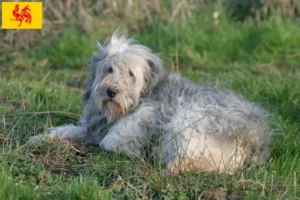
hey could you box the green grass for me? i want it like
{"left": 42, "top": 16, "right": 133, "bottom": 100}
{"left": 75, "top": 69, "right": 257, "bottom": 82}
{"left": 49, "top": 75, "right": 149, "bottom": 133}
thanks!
{"left": 1, "top": 11, "right": 300, "bottom": 199}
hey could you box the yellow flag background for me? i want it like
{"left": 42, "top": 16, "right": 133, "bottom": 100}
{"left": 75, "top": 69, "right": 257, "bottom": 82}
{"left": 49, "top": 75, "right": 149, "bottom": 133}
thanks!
{"left": 2, "top": 2, "right": 42, "bottom": 29}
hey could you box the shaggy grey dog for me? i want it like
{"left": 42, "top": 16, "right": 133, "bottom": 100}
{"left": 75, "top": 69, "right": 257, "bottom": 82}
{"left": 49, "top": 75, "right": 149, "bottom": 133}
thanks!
{"left": 47, "top": 30, "right": 273, "bottom": 174}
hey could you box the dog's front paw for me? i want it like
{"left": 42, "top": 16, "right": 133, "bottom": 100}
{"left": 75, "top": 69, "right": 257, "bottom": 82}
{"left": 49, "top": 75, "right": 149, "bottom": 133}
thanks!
{"left": 100, "top": 133, "right": 142, "bottom": 157}
{"left": 26, "top": 127, "right": 64, "bottom": 146}
{"left": 48, "top": 127, "right": 60, "bottom": 135}
{"left": 27, "top": 135, "right": 44, "bottom": 144}
{"left": 48, "top": 126, "right": 68, "bottom": 139}
{"left": 26, "top": 134, "right": 52, "bottom": 146}
{"left": 99, "top": 134, "right": 118, "bottom": 152}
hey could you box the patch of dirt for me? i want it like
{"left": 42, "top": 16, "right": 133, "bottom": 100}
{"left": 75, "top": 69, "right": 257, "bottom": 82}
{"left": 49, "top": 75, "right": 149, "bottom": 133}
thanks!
{"left": 26, "top": 137, "right": 86, "bottom": 174}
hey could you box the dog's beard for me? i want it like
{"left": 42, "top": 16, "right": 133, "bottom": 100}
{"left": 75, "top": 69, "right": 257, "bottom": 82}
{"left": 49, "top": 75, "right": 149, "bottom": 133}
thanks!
{"left": 100, "top": 95, "right": 129, "bottom": 122}
{"left": 101, "top": 100, "right": 122, "bottom": 122}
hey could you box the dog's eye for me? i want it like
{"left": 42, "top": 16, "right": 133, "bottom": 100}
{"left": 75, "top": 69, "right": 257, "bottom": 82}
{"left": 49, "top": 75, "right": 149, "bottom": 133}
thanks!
{"left": 129, "top": 70, "right": 134, "bottom": 77}
{"left": 107, "top": 67, "right": 113, "bottom": 73}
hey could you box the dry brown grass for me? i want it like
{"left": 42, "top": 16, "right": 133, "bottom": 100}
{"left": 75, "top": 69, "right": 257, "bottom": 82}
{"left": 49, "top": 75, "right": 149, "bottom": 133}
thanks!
{"left": 2, "top": 0, "right": 299, "bottom": 51}
{"left": 2, "top": 0, "right": 201, "bottom": 49}
{"left": 21, "top": 137, "right": 86, "bottom": 174}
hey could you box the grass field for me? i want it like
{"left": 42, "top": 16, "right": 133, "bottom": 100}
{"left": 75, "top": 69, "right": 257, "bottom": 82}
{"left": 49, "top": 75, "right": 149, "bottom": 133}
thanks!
{"left": 1, "top": 1, "right": 300, "bottom": 199}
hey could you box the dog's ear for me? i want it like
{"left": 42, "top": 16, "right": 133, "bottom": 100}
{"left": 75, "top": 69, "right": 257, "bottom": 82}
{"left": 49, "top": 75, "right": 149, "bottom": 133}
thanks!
{"left": 143, "top": 55, "right": 166, "bottom": 95}
{"left": 147, "top": 53, "right": 165, "bottom": 78}
{"left": 147, "top": 52, "right": 164, "bottom": 74}
{"left": 147, "top": 59, "right": 160, "bottom": 74}
{"left": 82, "top": 40, "right": 108, "bottom": 102}
{"left": 82, "top": 56, "right": 97, "bottom": 102}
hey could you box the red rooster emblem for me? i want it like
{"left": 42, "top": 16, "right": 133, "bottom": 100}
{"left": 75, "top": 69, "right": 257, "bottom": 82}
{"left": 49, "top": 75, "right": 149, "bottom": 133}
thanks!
{"left": 10, "top": 4, "right": 32, "bottom": 27}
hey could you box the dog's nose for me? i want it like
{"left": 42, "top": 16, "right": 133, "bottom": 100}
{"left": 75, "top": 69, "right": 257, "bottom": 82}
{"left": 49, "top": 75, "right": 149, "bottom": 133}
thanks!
{"left": 106, "top": 88, "right": 117, "bottom": 98}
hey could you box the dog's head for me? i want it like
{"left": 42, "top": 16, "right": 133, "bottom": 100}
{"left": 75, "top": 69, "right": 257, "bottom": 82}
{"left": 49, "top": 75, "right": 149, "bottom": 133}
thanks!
{"left": 84, "top": 30, "right": 165, "bottom": 122}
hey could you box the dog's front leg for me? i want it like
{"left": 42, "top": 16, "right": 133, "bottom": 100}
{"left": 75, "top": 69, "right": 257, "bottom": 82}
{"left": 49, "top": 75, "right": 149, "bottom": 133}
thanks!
{"left": 99, "top": 121, "right": 148, "bottom": 157}
{"left": 48, "top": 124, "right": 88, "bottom": 143}
{"left": 99, "top": 103, "right": 157, "bottom": 157}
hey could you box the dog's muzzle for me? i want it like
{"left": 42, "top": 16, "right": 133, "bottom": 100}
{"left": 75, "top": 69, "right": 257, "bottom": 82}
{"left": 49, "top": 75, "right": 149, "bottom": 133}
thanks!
{"left": 106, "top": 87, "right": 117, "bottom": 98}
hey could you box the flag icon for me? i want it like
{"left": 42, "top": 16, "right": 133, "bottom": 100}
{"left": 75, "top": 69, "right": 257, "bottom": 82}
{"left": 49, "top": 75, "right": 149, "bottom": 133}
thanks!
{"left": 2, "top": 2, "right": 42, "bottom": 29}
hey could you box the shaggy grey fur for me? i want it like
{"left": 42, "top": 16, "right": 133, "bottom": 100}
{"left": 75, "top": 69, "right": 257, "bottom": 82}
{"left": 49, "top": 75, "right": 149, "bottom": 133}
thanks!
{"left": 47, "top": 30, "right": 273, "bottom": 173}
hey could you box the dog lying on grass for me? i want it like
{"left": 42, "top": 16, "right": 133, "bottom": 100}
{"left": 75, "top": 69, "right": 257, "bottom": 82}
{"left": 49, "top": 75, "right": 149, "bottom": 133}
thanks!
{"left": 43, "top": 30, "right": 273, "bottom": 174}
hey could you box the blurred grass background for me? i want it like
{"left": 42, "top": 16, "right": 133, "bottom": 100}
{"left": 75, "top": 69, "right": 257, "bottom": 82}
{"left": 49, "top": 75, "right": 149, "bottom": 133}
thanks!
{"left": 0, "top": 0, "right": 300, "bottom": 199}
